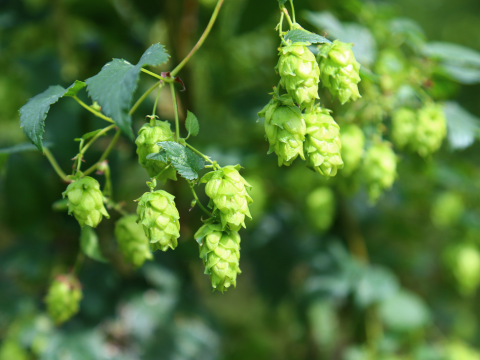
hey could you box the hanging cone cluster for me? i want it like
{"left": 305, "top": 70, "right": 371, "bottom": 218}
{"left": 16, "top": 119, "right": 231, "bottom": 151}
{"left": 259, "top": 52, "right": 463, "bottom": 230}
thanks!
{"left": 362, "top": 142, "right": 397, "bottom": 202}
{"left": 45, "top": 275, "right": 82, "bottom": 325}
{"left": 340, "top": 124, "right": 365, "bottom": 176}
{"left": 391, "top": 108, "right": 417, "bottom": 149}
{"left": 115, "top": 214, "right": 153, "bottom": 267}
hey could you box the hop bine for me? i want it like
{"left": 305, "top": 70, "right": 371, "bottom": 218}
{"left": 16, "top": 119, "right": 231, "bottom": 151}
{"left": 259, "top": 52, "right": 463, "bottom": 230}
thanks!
{"left": 115, "top": 214, "right": 153, "bottom": 267}
{"left": 45, "top": 275, "right": 82, "bottom": 325}
{"left": 362, "top": 142, "right": 397, "bottom": 202}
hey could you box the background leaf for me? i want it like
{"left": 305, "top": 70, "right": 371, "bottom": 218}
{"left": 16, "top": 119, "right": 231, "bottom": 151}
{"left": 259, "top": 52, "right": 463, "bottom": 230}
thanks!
{"left": 379, "top": 290, "right": 430, "bottom": 331}
{"left": 0, "top": 141, "right": 53, "bottom": 154}
{"left": 185, "top": 111, "right": 200, "bottom": 137}
{"left": 80, "top": 226, "right": 108, "bottom": 263}
{"left": 284, "top": 29, "right": 331, "bottom": 45}
{"left": 444, "top": 101, "right": 480, "bottom": 150}
{"left": 158, "top": 141, "right": 205, "bottom": 180}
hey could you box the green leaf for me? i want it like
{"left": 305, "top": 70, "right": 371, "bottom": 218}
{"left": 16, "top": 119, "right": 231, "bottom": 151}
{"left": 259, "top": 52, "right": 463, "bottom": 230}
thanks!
{"left": 0, "top": 141, "right": 53, "bottom": 154}
{"left": 158, "top": 141, "right": 205, "bottom": 180}
{"left": 63, "top": 80, "right": 86, "bottom": 97}
{"left": 379, "top": 290, "right": 430, "bottom": 331}
{"left": 85, "top": 43, "right": 170, "bottom": 139}
{"left": 146, "top": 151, "right": 168, "bottom": 163}
{"left": 284, "top": 29, "right": 331, "bottom": 45}
{"left": 80, "top": 226, "right": 108, "bottom": 263}
{"left": 185, "top": 111, "right": 200, "bottom": 137}
{"left": 422, "top": 42, "right": 480, "bottom": 68}
{"left": 52, "top": 198, "right": 69, "bottom": 212}
{"left": 444, "top": 101, "right": 480, "bottom": 150}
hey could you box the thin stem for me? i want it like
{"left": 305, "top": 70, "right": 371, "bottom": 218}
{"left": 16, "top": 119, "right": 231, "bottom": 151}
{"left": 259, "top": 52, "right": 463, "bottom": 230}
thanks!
{"left": 103, "top": 164, "right": 112, "bottom": 198}
{"left": 72, "top": 253, "right": 84, "bottom": 275}
{"left": 152, "top": 82, "right": 163, "bottom": 117}
{"left": 73, "top": 96, "right": 114, "bottom": 124}
{"left": 282, "top": 8, "right": 294, "bottom": 29}
{"left": 289, "top": 0, "right": 296, "bottom": 23}
{"left": 76, "top": 124, "right": 116, "bottom": 172}
{"left": 44, "top": 148, "right": 69, "bottom": 182}
{"left": 154, "top": 164, "right": 171, "bottom": 180}
{"left": 141, "top": 68, "right": 174, "bottom": 82}
{"left": 170, "top": 83, "right": 181, "bottom": 142}
{"left": 185, "top": 143, "right": 215, "bottom": 165}
{"left": 83, "top": 130, "right": 121, "bottom": 176}
{"left": 105, "top": 198, "right": 128, "bottom": 216}
{"left": 190, "top": 185, "right": 211, "bottom": 217}
{"left": 171, "top": 0, "right": 224, "bottom": 77}
{"left": 278, "top": 12, "right": 284, "bottom": 38}
{"left": 130, "top": 81, "right": 160, "bottom": 116}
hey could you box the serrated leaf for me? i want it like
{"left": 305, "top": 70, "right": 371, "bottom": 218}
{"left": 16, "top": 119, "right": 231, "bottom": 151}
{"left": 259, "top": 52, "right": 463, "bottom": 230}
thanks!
{"left": 0, "top": 141, "right": 53, "bottom": 154}
{"left": 80, "top": 129, "right": 106, "bottom": 141}
{"left": 85, "top": 43, "right": 170, "bottom": 140}
{"left": 63, "top": 80, "right": 86, "bottom": 97}
{"left": 284, "top": 29, "right": 331, "bottom": 45}
{"left": 444, "top": 101, "right": 480, "bottom": 150}
{"left": 146, "top": 151, "right": 168, "bottom": 163}
{"left": 185, "top": 111, "right": 200, "bottom": 137}
{"left": 158, "top": 141, "right": 205, "bottom": 180}
{"left": 80, "top": 226, "right": 108, "bottom": 263}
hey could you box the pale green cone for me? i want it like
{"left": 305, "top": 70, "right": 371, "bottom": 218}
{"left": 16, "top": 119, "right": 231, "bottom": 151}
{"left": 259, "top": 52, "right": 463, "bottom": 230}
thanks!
{"left": 200, "top": 165, "right": 253, "bottom": 231}
{"left": 258, "top": 94, "right": 306, "bottom": 166}
{"left": 62, "top": 176, "right": 109, "bottom": 228}
{"left": 276, "top": 42, "right": 320, "bottom": 109}
{"left": 304, "top": 107, "right": 343, "bottom": 177}
{"left": 45, "top": 275, "right": 82, "bottom": 325}
{"left": 391, "top": 108, "right": 416, "bottom": 149}
{"left": 195, "top": 223, "right": 241, "bottom": 292}
{"left": 306, "top": 187, "right": 336, "bottom": 232}
{"left": 431, "top": 192, "right": 465, "bottom": 228}
{"left": 135, "top": 120, "right": 177, "bottom": 182}
{"left": 115, "top": 214, "right": 153, "bottom": 267}
{"left": 362, "top": 142, "right": 397, "bottom": 202}
{"left": 136, "top": 190, "right": 180, "bottom": 252}
{"left": 412, "top": 104, "right": 447, "bottom": 157}
{"left": 317, "top": 40, "right": 361, "bottom": 104}
{"left": 340, "top": 124, "right": 365, "bottom": 176}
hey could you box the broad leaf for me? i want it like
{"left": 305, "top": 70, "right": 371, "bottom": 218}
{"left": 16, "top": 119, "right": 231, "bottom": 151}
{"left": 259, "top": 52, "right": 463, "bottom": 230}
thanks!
{"left": 158, "top": 141, "right": 205, "bottom": 180}
{"left": 146, "top": 151, "right": 168, "bottom": 163}
{"left": 0, "top": 141, "right": 53, "bottom": 154}
{"left": 440, "top": 64, "right": 480, "bottom": 85}
{"left": 379, "top": 290, "right": 430, "bottom": 331}
{"left": 284, "top": 29, "right": 331, "bottom": 45}
{"left": 422, "top": 42, "right": 480, "bottom": 67}
{"left": 85, "top": 43, "right": 170, "bottom": 139}
{"left": 444, "top": 101, "right": 480, "bottom": 150}
{"left": 185, "top": 111, "right": 200, "bottom": 137}
{"left": 80, "top": 226, "right": 108, "bottom": 263}
{"left": 64, "top": 80, "right": 86, "bottom": 97}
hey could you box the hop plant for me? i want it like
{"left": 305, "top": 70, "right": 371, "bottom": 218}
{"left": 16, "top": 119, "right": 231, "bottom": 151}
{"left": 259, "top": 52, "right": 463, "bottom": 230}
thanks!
{"left": 306, "top": 187, "right": 336, "bottom": 232}
{"left": 136, "top": 190, "right": 180, "bottom": 252}
{"left": 200, "top": 165, "right": 253, "bottom": 231}
{"left": 412, "top": 103, "right": 447, "bottom": 157}
{"left": 363, "top": 142, "right": 397, "bottom": 202}
{"left": 195, "top": 223, "right": 241, "bottom": 292}
{"left": 135, "top": 120, "right": 177, "bottom": 182}
{"left": 276, "top": 42, "right": 320, "bottom": 109}
{"left": 445, "top": 244, "right": 480, "bottom": 297}
{"left": 62, "top": 176, "right": 109, "bottom": 228}
{"left": 340, "top": 124, "right": 365, "bottom": 176}
{"left": 258, "top": 94, "right": 306, "bottom": 166}
{"left": 115, "top": 214, "right": 153, "bottom": 267}
{"left": 304, "top": 107, "right": 343, "bottom": 177}
{"left": 317, "top": 40, "right": 361, "bottom": 104}
{"left": 45, "top": 275, "right": 82, "bottom": 325}
{"left": 431, "top": 192, "right": 465, "bottom": 228}
{"left": 391, "top": 108, "right": 416, "bottom": 149}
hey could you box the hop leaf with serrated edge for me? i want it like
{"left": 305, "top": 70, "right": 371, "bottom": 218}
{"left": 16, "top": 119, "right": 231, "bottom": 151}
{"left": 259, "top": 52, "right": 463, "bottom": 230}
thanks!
{"left": 306, "top": 187, "right": 336, "bottom": 232}
{"left": 258, "top": 94, "right": 306, "bottom": 166}
{"left": 304, "top": 107, "right": 343, "bottom": 177}
{"left": 62, "top": 176, "right": 109, "bottom": 228}
{"left": 412, "top": 103, "right": 447, "bottom": 157}
{"left": 200, "top": 165, "right": 253, "bottom": 231}
{"left": 45, "top": 275, "right": 82, "bottom": 325}
{"left": 276, "top": 42, "right": 320, "bottom": 109}
{"left": 362, "top": 142, "right": 397, "bottom": 202}
{"left": 317, "top": 40, "right": 361, "bottom": 104}
{"left": 340, "top": 124, "right": 365, "bottom": 176}
{"left": 391, "top": 108, "right": 416, "bottom": 149}
{"left": 136, "top": 190, "right": 180, "bottom": 252}
{"left": 195, "top": 223, "right": 241, "bottom": 292}
{"left": 115, "top": 214, "right": 153, "bottom": 267}
{"left": 135, "top": 120, "right": 177, "bottom": 182}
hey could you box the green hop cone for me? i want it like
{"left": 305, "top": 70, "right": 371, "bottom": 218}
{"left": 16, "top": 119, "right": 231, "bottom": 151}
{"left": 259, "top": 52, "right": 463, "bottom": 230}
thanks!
{"left": 276, "top": 42, "right": 320, "bottom": 109}
{"left": 340, "top": 124, "right": 365, "bottom": 176}
{"left": 391, "top": 108, "right": 416, "bottom": 149}
{"left": 135, "top": 120, "right": 177, "bottom": 182}
{"left": 62, "top": 176, "right": 109, "bottom": 228}
{"left": 136, "top": 190, "right": 180, "bottom": 252}
{"left": 45, "top": 275, "right": 82, "bottom": 325}
{"left": 200, "top": 165, "right": 253, "bottom": 231}
{"left": 445, "top": 244, "right": 480, "bottom": 297}
{"left": 195, "top": 223, "right": 241, "bottom": 292}
{"left": 431, "top": 192, "right": 465, "bottom": 228}
{"left": 306, "top": 187, "right": 336, "bottom": 232}
{"left": 304, "top": 107, "right": 344, "bottom": 177}
{"left": 362, "top": 142, "right": 397, "bottom": 202}
{"left": 317, "top": 40, "right": 361, "bottom": 104}
{"left": 115, "top": 215, "right": 153, "bottom": 267}
{"left": 258, "top": 94, "right": 306, "bottom": 166}
{"left": 412, "top": 103, "right": 447, "bottom": 157}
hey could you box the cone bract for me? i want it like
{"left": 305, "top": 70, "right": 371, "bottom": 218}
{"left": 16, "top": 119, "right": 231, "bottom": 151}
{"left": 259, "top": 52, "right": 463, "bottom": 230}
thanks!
{"left": 45, "top": 275, "right": 82, "bottom": 325}
{"left": 258, "top": 94, "right": 306, "bottom": 166}
{"left": 195, "top": 223, "right": 241, "bottom": 292}
{"left": 318, "top": 40, "right": 361, "bottom": 104}
{"left": 340, "top": 124, "right": 365, "bottom": 176}
{"left": 62, "top": 176, "right": 109, "bottom": 228}
{"left": 391, "top": 108, "right": 416, "bottom": 149}
{"left": 363, "top": 142, "right": 397, "bottom": 202}
{"left": 200, "top": 165, "right": 252, "bottom": 231}
{"left": 136, "top": 190, "right": 180, "bottom": 252}
{"left": 412, "top": 104, "right": 447, "bottom": 157}
{"left": 135, "top": 120, "right": 177, "bottom": 182}
{"left": 304, "top": 107, "right": 343, "bottom": 177}
{"left": 115, "top": 215, "right": 153, "bottom": 267}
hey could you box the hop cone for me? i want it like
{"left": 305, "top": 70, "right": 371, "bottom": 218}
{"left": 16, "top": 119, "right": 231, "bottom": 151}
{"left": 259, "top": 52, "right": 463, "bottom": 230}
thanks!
{"left": 135, "top": 120, "right": 177, "bottom": 182}
{"left": 258, "top": 94, "right": 306, "bottom": 166}
{"left": 195, "top": 223, "right": 241, "bottom": 292}
{"left": 45, "top": 275, "right": 82, "bottom": 325}
{"left": 62, "top": 176, "right": 109, "bottom": 228}
{"left": 304, "top": 107, "right": 343, "bottom": 177}
{"left": 276, "top": 42, "right": 320, "bottom": 109}
{"left": 340, "top": 124, "right": 365, "bottom": 176}
{"left": 306, "top": 187, "right": 336, "bottom": 232}
{"left": 200, "top": 165, "right": 253, "bottom": 231}
{"left": 363, "top": 142, "right": 397, "bottom": 202}
{"left": 445, "top": 244, "right": 480, "bottom": 297}
{"left": 115, "top": 215, "right": 153, "bottom": 267}
{"left": 317, "top": 40, "right": 361, "bottom": 104}
{"left": 412, "top": 104, "right": 447, "bottom": 157}
{"left": 431, "top": 192, "right": 464, "bottom": 228}
{"left": 136, "top": 190, "right": 180, "bottom": 252}
{"left": 391, "top": 108, "right": 416, "bottom": 149}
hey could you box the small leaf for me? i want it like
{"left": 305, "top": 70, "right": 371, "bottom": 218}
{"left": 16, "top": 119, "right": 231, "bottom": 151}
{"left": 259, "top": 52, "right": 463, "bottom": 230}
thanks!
{"left": 185, "top": 111, "right": 200, "bottom": 137}
{"left": 81, "top": 129, "right": 106, "bottom": 141}
{"left": 158, "top": 141, "right": 205, "bottom": 180}
{"left": 52, "top": 198, "right": 69, "bottom": 212}
{"left": 0, "top": 141, "right": 53, "bottom": 154}
{"left": 80, "top": 226, "right": 108, "bottom": 263}
{"left": 444, "top": 101, "right": 480, "bottom": 150}
{"left": 284, "top": 29, "right": 331, "bottom": 45}
{"left": 63, "top": 80, "right": 86, "bottom": 97}
{"left": 146, "top": 151, "right": 168, "bottom": 163}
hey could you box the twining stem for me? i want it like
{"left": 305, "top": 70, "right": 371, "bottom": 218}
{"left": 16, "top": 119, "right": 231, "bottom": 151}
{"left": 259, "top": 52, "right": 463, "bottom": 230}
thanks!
{"left": 141, "top": 68, "right": 174, "bottom": 82}
{"left": 170, "top": 83, "right": 181, "bottom": 142}
{"left": 130, "top": 81, "right": 159, "bottom": 116}
{"left": 105, "top": 198, "right": 129, "bottom": 216}
{"left": 282, "top": 7, "right": 294, "bottom": 29}
{"left": 190, "top": 185, "right": 211, "bottom": 217}
{"left": 278, "top": 12, "right": 284, "bottom": 37}
{"left": 154, "top": 164, "right": 171, "bottom": 181}
{"left": 171, "top": 0, "right": 224, "bottom": 77}
{"left": 185, "top": 143, "right": 215, "bottom": 166}
{"left": 76, "top": 124, "right": 116, "bottom": 172}
{"left": 102, "top": 164, "right": 112, "bottom": 198}
{"left": 73, "top": 96, "right": 114, "bottom": 124}
{"left": 44, "top": 148, "right": 69, "bottom": 182}
{"left": 83, "top": 130, "right": 121, "bottom": 176}
{"left": 152, "top": 82, "right": 163, "bottom": 117}
{"left": 289, "top": 0, "right": 296, "bottom": 23}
